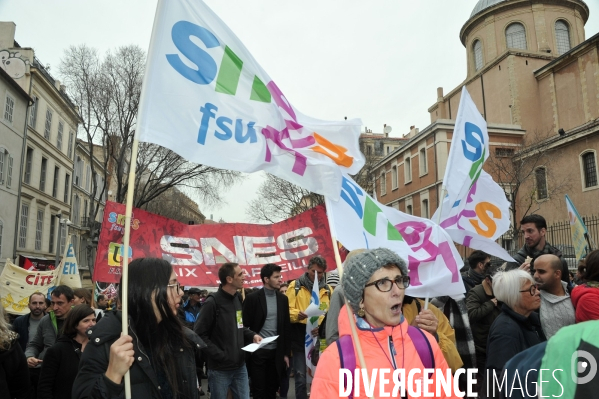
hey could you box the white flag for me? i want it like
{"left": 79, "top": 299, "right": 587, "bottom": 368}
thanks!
{"left": 435, "top": 86, "right": 514, "bottom": 261}
{"left": 435, "top": 171, "right": 516, "bottom": 261}
{"left": 57, "top": 236, "right": 82, "bottom": 288}
{"left": 305, "top": 271, "right": 324, "bottom": 381}
{"left": 442, "top": 86, "right": 489, "bottom": 204}
{"left": 327, "top": 175, "right": 466, "bottom": 298}
{"left": 137, "top": 0, "right": 364, "bottom": 200}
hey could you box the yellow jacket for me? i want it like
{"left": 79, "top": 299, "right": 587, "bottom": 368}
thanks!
{"left": 402, "top": 298, "right": 463, "bottom": 372}
{"left": 286, "top": 279, "right": 331, "bottom": 325}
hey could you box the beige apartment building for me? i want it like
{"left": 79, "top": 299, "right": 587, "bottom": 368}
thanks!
{"left": 0, "top": 22, "right": 80, "bottom": 270}
{"left": 373, "top": 0, "right": 598, "bottom": 240}
{"left": 0, "top": 65, "right": 32, "bottom": 272}
{"left": 72, "top": 140, "right": 107, "bottom": 282}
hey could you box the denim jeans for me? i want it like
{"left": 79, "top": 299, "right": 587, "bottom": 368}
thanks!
{"left": 292, "top": 350, "right": 307, "bottom": 399}
{"left": 208, "top": 366, "right": 250, "bottom": 399}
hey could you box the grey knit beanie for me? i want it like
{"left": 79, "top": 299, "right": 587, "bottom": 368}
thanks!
{"left": 341, "top": 248, "right": 408, "bottom": 313}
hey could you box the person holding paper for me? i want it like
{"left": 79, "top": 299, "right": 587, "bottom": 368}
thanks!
{"left": 286, "top": 256, "right": 331, "bottom": 399}
{"left": 242, "top": 264, "right": 291, "bottom": 399}
{"left": 195, "top": 263, "right": 262, "bottom": 399}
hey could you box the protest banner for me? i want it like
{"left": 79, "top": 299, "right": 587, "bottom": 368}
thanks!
{"left": 94, "top": 201, "right": 335, "bottom": 287}
{"left": 0, "top": 259, "right": 60, "bottom": 315}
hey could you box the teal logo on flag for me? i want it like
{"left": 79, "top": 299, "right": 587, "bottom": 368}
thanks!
{"left": 167, "top": 21, "right": 271, "bottom": 103}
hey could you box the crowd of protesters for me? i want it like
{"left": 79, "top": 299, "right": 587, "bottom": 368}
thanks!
{"left": 1, "top": 215, "right": 599, "bottom": 399}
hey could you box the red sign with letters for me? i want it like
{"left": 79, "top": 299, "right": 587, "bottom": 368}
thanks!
{"left": 94, "top": 201, "right": 335, "bottom": 287}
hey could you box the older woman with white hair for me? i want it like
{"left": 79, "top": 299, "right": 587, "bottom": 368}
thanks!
{"left": 485, "top": 269, "right": 546, "bottom": 379}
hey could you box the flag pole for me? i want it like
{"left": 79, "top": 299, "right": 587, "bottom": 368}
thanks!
{"left": 420, "top": 184, "right": 448, "bottom": 310}
{"left": 120, "top": 136, "right": 140, "bottom": 399}
{"left": 325, "top": 197, "right": 374, "bottom": 399}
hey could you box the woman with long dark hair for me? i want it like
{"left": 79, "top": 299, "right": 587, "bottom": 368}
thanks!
{"left": 72, "top": 257, "right": 206, "bottom": 398}
{"left": 37, "top": 304, "right": 96, "bottom": 399}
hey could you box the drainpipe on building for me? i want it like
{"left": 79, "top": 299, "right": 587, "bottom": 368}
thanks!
{"left": 433, "top": 131, "right": 439, "bottom": 208}
{"left": 13, "top": 74, "right": 34, "bottom": 263}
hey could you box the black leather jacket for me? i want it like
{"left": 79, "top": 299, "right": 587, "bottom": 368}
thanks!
{"left": 72, "top": 310, "right": 206, "bottom": 399}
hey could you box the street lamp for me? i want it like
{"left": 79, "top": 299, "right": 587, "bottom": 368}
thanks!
{"left": 54, "top": 215, "right": 72, "bottom": 268}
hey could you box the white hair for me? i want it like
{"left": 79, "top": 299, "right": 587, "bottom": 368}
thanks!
{"left": 492, "top": 269, "right": 535, "bottom": 309}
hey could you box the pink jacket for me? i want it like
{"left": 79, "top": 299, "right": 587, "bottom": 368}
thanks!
{"left": 311, "top": 306, "right": 460, "bottom": 399}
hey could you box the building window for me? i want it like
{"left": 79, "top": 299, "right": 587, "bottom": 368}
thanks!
{"left": 422, "top": 199, "right": 429, "bottom": 219}
{"left": 75, "top": 156, "right": 83, "bottom": 187}
{"left": 83, "top": 200, "right": 88, "bottom": 223}
{"left": 64, "top": 174, "right": 70, "bottom": 203}
{"left": 407, "top": 205, "right": 413, "bottom": 215}
{"left": 405, "top": 157, "right": 412, "bottom": 183}
{"left": 0, "top": 149, "right": 10, "bottom": 187}
{"left": 419, "top": 148, "right": 428, "bottom": 175}
{"left": 73, "top": 195, "right": 80, "bottom": 226}
{"left": 67, "top": 131, "right": 74, "bottom": 158}
{"left": 380, "top": 172, "right": 387, "bottom": 196}
{"left": 44, "top": 108, "right": 53, "bottom": 140}
{"left": 57, "top": 121, "right": 64, "bottom": 150}
{"left": 29, "top": 95, "right": 38, "bottom": 128}
{"left": 24, "top": 147, "right": 33, "bottom": 184}
{"left": 582, "top": 152, "right": 597, "bottom": 188}
{"left": 473, "top": 40, "right": 483, "bottom": 71}
{"left": 535, "top": 167, "right": 548, "bottom": 200}
{"left": 392, "top": 165, "right": 398, "bottom": 189}
{"left": 6, "top": 152, "right": 13, "bottom": 188}
{"left": 555, "top": 20, "right": 571, "bottom": 55}
{"left": 35, "top": 210, "right": 44, "bottom": 251}
{"left": 4, "top": 94, "right": 14, "bottom": 123}
{"left": 506, "top": 23, "right": 527, "bottom": 50}
{"left": 40, "top": 158, "right": 47, "bottom": 192}
{"left": 0, "top": 220, "right": 3, "bottom": 256}
{"left": 18, "top": 203, "right": 29, "bottom": 248}
{"left": 52, "top": 166, "right": 59, "bottom": 198}
{"left": 49, "top": 216, "right": 55, "bottom": 253}
{"left": 495, "top": 148, "right": 515, "bottom": 157}
{"left": 60, "top": 223, "right": 66, "bottom": 255}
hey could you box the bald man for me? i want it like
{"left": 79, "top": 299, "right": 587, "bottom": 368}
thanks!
{"left": 534, "top": 254, "right": 575, "bottom": 339}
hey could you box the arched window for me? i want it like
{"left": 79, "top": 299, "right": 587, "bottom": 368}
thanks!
{"left": 555, "top": 20, "right": 571, "bottom": 55}
{"left": 535, "top": 167, "right": 548, "bottom": 200}
{"left": 506, "top": 23, "right": 527, "bottom": 50}
{"left": 581, "top": 152, "right": 597, "bottom": 188}
{"left": 473, "top": 40, "right": 483, "bottom": 71}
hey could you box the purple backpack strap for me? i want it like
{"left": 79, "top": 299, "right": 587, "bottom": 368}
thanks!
{"left": 407, "top": 325, "right": 435, "bottom": 370}
{"left": 336, "top": 335, "right": 356, "bottom": 399}
{"left": 336, "top": 327, "right": 434, "bottom": 399}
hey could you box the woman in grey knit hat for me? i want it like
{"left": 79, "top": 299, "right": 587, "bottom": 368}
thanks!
{"left": 311, "top": 248, "right": 457, "bottom": 398}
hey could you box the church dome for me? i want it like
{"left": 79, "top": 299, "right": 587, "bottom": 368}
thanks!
{"left": 470, "top": 0, "right": 509, "bottom": 18}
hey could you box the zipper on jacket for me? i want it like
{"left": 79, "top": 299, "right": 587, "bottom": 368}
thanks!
{"left": 387, "top": 337, "right": 398, "bottom": 369}
{"left": 129, "top": 319, "right": 151, "bottom": 365}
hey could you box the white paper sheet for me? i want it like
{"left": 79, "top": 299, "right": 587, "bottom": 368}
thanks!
{"left": 242, "top": 335, "right": 279, "bottom": 352}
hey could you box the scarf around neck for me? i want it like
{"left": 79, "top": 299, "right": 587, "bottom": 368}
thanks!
{"left": 298, "top": 272, "right": 325, "bottom": 293}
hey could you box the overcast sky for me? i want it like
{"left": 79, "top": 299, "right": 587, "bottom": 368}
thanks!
{"left": 2, "top": 0, "right": 598, "bottom": 223}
